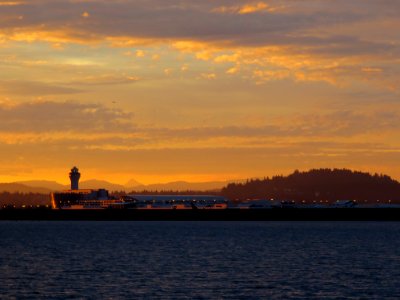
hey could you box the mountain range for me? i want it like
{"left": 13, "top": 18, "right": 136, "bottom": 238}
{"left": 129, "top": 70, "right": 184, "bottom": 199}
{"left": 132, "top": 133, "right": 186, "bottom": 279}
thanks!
{"left": 0, "top": 179, "right": 244, "bottom": 194}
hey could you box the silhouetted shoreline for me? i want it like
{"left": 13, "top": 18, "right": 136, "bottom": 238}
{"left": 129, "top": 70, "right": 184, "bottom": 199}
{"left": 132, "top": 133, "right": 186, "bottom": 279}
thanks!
{"left": 1, "top": 208, "right": 400, "bottom": 221}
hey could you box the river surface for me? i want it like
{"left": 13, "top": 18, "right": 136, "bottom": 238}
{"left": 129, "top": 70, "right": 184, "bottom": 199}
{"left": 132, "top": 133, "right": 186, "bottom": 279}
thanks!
{"left": 1, "top": 221, "right": 400, "bottom": 299}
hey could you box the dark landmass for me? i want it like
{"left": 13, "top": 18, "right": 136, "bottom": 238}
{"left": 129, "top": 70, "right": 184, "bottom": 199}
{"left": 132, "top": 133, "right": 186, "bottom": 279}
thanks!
{"left": 1, "top": 208, "right": 400, "bottom": 221}
{"left": 0, "top": 192, "right": 50, "bottom": 207}
{"left": 2, "top": 168, "right": 400, "bottom": 208}
{"left": 222, "top": 169, "right": 400, "bottom": 202}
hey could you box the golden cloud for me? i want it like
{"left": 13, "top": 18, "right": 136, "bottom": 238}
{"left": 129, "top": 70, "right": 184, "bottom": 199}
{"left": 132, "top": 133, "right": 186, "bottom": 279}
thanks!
{"left": 0, "top": 28, "right": 101, "bottom": 45}
{"left": 212, "top": 2, "right": 285, "bottom": 15}
{"left": 200, "top": 73, "right": 217, "bottom": 80}
{"left": 0, "top": 1, "right": 25, "bottom": 6}
{"left": 1, "top": 26, "right": 396, "bottom": 89}
{"left": 69, "top": 74, "right": 140, "bottom": 85}
{"left": 0, "top": 0, "right": 397, "bottom": 91}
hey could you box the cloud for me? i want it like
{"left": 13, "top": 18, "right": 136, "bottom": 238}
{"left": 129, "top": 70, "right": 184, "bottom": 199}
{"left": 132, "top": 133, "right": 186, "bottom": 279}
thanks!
{"left": 212, "top": 2, "right": 285, "bottom": 15}
{"left": 142, "top": 110, "right": 400, "bottom": 142}
{"left": 1, "top": 0, "right": 400, "bottom": 182}
{"left": 0, "top": 100, "right": 135, "bottom": 133}
{"left": 0, "top": 0, "right": 392, "bottom": 47}
{"left": 200, "top": 73, "right": 216, "bottom": 80}
{"left": 135, "top": 50, "right": 145, "bottom": 57}
{"left": 0, "top": 80, "right": 83, "bottom": 95}
{"left": 0, "top": 0, "right": 399, "bottom": 88}
{"left": 0, "top": 1, "right": 25, "bottom": 6}
{"left": 2, "top": 105, "right": 398, "bottom": 148}
{"left": 1, "top": 102, "right": 399, "bottom": 181}
{"left": 68, "top": 74, "right": 140, "bottom": 86}
{"left": 164, "top": 68, "right": 173, "bottom": 76}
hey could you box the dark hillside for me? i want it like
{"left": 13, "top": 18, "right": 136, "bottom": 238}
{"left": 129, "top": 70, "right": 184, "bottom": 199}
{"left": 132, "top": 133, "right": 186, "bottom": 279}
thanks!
{"left": 0, "top": 192, "right": 50, "bottom": 208}
{"left": 221, "top": 169, "right": 400, "bottom": 202}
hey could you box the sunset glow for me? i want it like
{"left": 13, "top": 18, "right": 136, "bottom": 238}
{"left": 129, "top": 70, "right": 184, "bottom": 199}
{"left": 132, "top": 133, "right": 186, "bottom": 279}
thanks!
{"left": 0, "top": 0, "right": 399, "bottom": 184}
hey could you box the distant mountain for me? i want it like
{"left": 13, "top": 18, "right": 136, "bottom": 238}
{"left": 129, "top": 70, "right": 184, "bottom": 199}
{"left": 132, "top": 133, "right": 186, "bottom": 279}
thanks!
{"left": 125, "top": 178, "right": 143, "bottom": 188}
{"left": 4, "top": 179, "right": 245, "bottom": 193}
{"left": 16, "top": 180, "right": 67, "bottom": 191}
{"left": 13, "top": 179, "right": 126, "bottom": 192}
{"left": 0, "top": 183, "right": 51, "bottom": 194}
{"left": 80, "top": 180, "right": 126, "bottom": 191}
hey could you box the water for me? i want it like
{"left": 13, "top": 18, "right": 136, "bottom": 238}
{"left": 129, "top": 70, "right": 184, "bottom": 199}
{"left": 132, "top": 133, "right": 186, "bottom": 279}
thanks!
{"left": 1, "top": 221, "right": 400, "bottom": 299}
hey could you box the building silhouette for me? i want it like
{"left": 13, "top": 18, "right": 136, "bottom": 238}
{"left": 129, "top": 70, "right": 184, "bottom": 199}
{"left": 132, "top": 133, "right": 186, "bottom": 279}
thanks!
{"left": 69, "top": 166, "right": 80, "bottom": 190}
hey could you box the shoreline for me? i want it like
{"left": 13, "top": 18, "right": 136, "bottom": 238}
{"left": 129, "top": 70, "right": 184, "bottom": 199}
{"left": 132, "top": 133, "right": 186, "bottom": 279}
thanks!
{"left": 1, "top": 208, "right": 400, "bottom": 221}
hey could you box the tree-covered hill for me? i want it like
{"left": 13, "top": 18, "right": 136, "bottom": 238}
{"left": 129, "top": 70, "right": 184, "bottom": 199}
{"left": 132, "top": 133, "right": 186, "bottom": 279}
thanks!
{"left": 221, "top": 169, "right": 400, "bottom": 203}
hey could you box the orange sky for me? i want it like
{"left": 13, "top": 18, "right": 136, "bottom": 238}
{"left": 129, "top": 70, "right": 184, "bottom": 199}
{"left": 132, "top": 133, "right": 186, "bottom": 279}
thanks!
{"left": 0, "top": 0, "right": 399, "bottom": 184}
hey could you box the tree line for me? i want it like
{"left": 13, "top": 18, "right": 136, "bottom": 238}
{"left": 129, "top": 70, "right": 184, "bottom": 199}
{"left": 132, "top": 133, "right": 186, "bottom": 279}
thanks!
{"left": 221, "top": 168, "right": 400, "bottom": 202}
{"left": 0, "top": 192, "right": 50, "bottom": 208}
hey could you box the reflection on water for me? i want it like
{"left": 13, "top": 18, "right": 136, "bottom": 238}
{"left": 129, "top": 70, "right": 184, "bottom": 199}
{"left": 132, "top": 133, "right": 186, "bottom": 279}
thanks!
{"left": 1, "top": 221, "right": 400, "bottom": 299}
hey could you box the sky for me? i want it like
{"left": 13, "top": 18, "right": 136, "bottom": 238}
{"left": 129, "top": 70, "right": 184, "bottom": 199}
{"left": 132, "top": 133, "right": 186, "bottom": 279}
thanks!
{"left": 0, "top": 0, "right": 399, "bottom": 184}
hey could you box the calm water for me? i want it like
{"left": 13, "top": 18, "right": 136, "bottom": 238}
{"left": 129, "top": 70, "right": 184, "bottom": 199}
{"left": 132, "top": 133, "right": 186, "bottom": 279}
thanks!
{"left": 1, "top": 221, "right": 400, "bottom": 299}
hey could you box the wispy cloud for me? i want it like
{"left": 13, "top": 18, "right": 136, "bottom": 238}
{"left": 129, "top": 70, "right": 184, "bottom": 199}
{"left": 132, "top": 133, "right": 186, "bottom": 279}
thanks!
{"left": 0, "top": 80, "right": 83, "bottom": 96}
{"left": 212, "top": 2, "right": 285, "bottom": 15}
{"left": 1, "top": 102, "right": 398, "bottom": 145}
{"left": 68, "top": 74, "right": 140, "bottom": 86}
{"left": 0, "top": 100, "right": 135, "bottom": 133}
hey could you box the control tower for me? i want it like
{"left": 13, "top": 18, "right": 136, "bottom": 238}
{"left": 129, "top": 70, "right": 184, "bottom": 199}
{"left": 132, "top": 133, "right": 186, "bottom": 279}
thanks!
{"left": 69, "top": 166, "right": 81, "bottom": 190}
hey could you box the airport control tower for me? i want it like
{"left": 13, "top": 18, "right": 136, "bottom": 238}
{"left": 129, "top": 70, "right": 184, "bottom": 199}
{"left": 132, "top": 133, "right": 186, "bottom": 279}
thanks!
{"left": 69, "top": 166, "right": 81, "bottom": 190}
